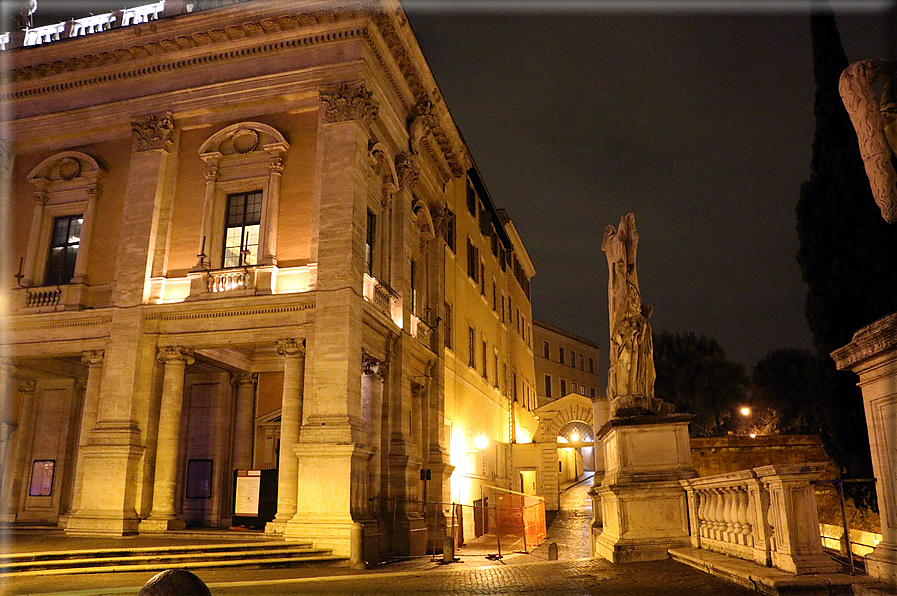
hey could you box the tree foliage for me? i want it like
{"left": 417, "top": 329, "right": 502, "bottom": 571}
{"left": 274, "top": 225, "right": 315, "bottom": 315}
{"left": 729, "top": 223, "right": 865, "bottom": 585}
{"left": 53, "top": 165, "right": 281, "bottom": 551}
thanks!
{"left": 749, "top": 348, "right": 817, "bottom": 435}
{"left": 653, "top": 331, "right": 748, "bottom": 437}
{"left": 795, "top": 12, "right": 897, "bottom": 506}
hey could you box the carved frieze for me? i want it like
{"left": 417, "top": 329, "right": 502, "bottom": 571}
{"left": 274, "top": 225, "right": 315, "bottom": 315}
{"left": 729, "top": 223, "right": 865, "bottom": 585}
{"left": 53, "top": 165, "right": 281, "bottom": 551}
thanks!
{"left": 319, "top": 83, "right": 379, "bottom": 126}
{"left": 131, "top": 112, "right": 174, "bottom": 152}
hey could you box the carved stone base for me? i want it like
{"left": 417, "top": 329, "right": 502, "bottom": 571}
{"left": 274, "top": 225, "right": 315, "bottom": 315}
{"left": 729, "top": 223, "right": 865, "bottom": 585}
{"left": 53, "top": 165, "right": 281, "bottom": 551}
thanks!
{"left": 592, "top": 412, "right": 696, "bottom": 563}
{"left": 866, "top": 542, "right": 897, "bottom": 586}
{"left": 138, "top": 516, "right": 186, "bottom": 533}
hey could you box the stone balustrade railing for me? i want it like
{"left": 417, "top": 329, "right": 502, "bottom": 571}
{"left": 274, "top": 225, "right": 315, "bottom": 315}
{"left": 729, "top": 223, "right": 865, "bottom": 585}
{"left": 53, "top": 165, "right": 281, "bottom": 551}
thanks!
{"left": 680, "top": 462, "right": 840, "bottom": 575}
{"left": 24, "top": 287, "right": 62, "bottom": 308}
{"left": 207, "top": 268, "right": 254, "bottom": 293}
{"left": 363, "top": 274, "right": 399, "bottom": 321}
{"left": 410, "top": 314, "right": 432, "bottom": 343}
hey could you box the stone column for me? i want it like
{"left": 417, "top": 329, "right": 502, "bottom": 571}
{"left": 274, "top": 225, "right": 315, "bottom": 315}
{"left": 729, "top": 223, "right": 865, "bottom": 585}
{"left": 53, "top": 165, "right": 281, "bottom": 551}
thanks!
{"left": 0, "top": 380, "right": 35, "bottom": 522}
{"left": 68, "top": 113, "right": 174, "bottom": 537}
{"left": 231, "top": 373, "right": 256, "bottom": 472}
{"left": 285, "top": 83, "right": 377, "bottom": 556}
{"left": 140, "top": 347, "right": 194, "bottom": 532}
{"left": 70, "top": 186, "right": 100, "bottom": 285}
{"left": 194, "top": 163, "right": 218, "bottom": 270}
{"left": 832, "top": 312, "right": 897, "bottom": 585}
{"left": 267, "top": 339, "right": 305, "bottom": 534}
{"left": 22, "top": 189, "right": 48, "bottom": 287}
{"left": 68, "top": 350, "right": 104, "bottom": 515}
{"left": 260, "top": 155, "right": 284, "bottom": 266}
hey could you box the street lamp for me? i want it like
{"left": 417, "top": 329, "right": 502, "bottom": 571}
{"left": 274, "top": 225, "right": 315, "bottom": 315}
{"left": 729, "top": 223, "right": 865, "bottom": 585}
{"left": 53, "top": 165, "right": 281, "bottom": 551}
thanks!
{"left": 740, "top": 406, "right": 751, "bottom": 416}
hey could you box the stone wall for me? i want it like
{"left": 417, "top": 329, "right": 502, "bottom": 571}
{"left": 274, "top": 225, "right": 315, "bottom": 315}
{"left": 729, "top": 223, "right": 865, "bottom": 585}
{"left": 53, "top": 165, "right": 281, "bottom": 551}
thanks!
{"left": 690, "top": 435, "right": 837, "bottom": 478}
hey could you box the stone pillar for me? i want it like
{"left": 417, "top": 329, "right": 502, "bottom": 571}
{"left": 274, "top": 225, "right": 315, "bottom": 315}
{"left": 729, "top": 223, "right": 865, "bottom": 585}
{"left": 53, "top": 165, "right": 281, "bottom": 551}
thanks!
{"left": 0, "top": 380, "right": 35, "bottom": 522}
{"left": 22, "top": 190, "right": 48, "bottom": 287}
{"left": 68, "top": 350, "right": 104, "bottom": 516}
{"left": 139, "top": 347, "right": 194, "bottom": 533}
{"left": 267, "top": 339, "right": 305, "bottom": 534}
{"left": 231, "top": 373, "right": 256, "bottom": 472}
{"left": 285, "top": 83, "right": 377, "bottom": 555}
{"left": 68, "top": 113, "right": 174, "bottom": 537}
{"left": 70, "top": 186, "right": 100, "bottom": 285}
{"left": 260, "top": 156, "right": 283, "bottom": 266}
{"left": 832, "top": 312, "right": 897, "bottom": 585}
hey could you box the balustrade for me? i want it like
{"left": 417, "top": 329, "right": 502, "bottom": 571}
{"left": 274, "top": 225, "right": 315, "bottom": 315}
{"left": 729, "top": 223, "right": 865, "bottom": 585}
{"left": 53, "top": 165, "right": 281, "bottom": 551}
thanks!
{"left": 363, "top": 274, "right": 399, "bottom": 322}
{"left": 681, "top": 462, "right": 838, "bottom": 575}
{"left": 207, "top": 268, "right": 254, "bottom": 293}
{"left": 24, "top": 287, "right": 61, "bottom": 308}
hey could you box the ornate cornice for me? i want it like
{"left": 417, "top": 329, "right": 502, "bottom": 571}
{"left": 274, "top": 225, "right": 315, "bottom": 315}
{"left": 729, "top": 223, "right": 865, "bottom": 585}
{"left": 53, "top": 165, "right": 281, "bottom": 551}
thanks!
{"left": 131, "top": 112, "right": 174, "bottom": 152}
{"left": 319, "top": 83, "right": 379, "bottom": 126}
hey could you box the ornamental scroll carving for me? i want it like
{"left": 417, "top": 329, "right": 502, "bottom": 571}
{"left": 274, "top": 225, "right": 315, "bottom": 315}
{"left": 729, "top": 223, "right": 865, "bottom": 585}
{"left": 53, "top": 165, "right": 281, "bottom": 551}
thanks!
{"left": 840, "top": 59, "right": 897, "bottom": 223}
{"left": 319, "top": 83, "right": 378, "bottom": 126}
{"left": 275, "top": 338, "right": 306, "bottom": 358}
{"left": 156, "top": 346, "right": 195, "bottom": 365}
{"left": 395, "top": 153, "right": 420, "bottom": 191}
{"left": 131, "top": 112, "right": 174, "bottom": 152}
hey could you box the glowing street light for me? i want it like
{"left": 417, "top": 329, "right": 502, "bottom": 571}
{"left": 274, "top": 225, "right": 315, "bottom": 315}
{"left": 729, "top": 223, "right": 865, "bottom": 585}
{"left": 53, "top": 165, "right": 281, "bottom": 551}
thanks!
{"left": 570, "top": 431, "right": 580, "bottom": 443}
{"left": 740, "top": 407, "right": 751, "bottom": 416}
{"left": 474, "top": 434, "right": 489, "bottom": 451}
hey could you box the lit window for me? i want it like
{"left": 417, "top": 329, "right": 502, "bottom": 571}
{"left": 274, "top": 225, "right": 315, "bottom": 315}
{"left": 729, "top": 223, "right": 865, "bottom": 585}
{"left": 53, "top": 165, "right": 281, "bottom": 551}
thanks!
{"left": 45, "top": 215, "right": 83, "bottom": 286}
{"left": 223, "top": 191, "right": 261, "bottom": 268}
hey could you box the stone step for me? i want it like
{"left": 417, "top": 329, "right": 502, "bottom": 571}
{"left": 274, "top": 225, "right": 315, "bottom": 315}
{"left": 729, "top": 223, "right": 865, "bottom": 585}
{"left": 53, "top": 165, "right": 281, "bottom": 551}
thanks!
{"left": 0, "top": 542, "right": 346, "bottom": 577}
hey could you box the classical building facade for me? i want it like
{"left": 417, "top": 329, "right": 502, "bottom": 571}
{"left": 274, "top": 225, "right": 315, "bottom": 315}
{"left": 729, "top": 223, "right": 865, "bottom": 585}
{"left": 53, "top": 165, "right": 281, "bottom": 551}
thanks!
{"left": 0, "top": 0, "right": 537, "bottom": 558}
{"left": 534, "top": 319, "right": 601, "bottom": 407}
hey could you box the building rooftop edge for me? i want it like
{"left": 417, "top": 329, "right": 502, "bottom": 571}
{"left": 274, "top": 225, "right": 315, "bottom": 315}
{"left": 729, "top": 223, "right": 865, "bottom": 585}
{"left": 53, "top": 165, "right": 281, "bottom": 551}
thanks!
{"left": 533, "top": 318, "right": 601, "bottom": 351}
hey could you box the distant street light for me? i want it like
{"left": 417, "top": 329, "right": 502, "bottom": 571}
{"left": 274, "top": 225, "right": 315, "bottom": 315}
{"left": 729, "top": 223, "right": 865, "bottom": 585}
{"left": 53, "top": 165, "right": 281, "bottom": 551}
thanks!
{"left": 740, "top": 406, "right": 751, "bottom": 416}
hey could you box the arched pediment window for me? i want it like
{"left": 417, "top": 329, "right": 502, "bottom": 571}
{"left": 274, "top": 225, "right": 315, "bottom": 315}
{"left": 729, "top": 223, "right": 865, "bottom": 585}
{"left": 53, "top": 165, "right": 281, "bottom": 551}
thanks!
{"left": 196, "top": 122, "right": 289, "bottom": 275}
{"left": 22, "top": 151, "right": 105, "bottom": 289}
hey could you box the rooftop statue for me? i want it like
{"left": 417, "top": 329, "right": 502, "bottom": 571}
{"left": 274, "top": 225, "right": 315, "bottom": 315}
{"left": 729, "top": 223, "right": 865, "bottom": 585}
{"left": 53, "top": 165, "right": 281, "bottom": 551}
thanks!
{"left": 603, "top": 214, "right": 665, "bottom": 417}
{"left": 840, "top": 59, "right": 897, "bottom": 223}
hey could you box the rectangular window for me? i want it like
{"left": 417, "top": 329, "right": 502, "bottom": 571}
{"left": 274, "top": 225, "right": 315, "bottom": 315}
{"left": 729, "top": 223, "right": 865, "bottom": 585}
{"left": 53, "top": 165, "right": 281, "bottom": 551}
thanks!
{"left": 492, "top": 279, "right": 497, "bottom": 311}
{"left": 186, "top": 459, "right": 214, "bottom": 499}
{"left": 466, "top": 178, "right": 477, "bottom": 215}
{"left": 223, "top": 191, "right": 262, "bottom": 268}
{"left": 410, "top": 260, "right": 418, "bottom": 315}
{"left": 482, "top": 338, "right": 488, "bottom": 380}
{"left": 545, "top": 374, "right": 552, "bottom": 399}
{"left": 494, "top": 350, "right": 500, "bottom": 388}
{"left": 570, "top": 350, "right": 576, "bottom": 367}
{"left": 444, "top": 209, "right": 456, "bottom": 252}
{"left": 444, "top": 302, "right": 453, "bottom": 350}
{"left": 579, "top": 354, "right": 585, "bottom": 370}
{"left": 589, "top": 357, "right": 594, "bottom": 374}
{"left": 45, "top": 214, "right": 82, "bottom": 286}
{"left": 560, "top": 378, "right": 567, "bottom": 396}
{"left": 543, "top": 341, "right": 550, "bottom": 359}
{"left": 468, "top": 326, "right": 476, "bottom": 368}
{"left": 572, "top": 381, "right": 578, "bottom": 393}
{"left": 467, "top": 238, "right": 479, "bottom": 283}
{"left": 513, "top": 371, "right": 518, "bottom": 402}
{"left": 479, "top": 260, "right": 486, "bottom": 295}
{"left": 559, "top": 346, "right": 565, "bottom": 364}
{"left": 590, "top": 387, "right": 596, "bottom": 398}
{"left": 365, "top": 209, "right": 377, "bottom": 275}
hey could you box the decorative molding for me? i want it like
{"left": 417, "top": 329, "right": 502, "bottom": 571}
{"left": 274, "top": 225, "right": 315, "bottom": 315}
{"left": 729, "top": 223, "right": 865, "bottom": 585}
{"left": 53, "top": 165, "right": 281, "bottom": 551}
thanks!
{"left": 395, "top": 152, "right": 419, "bottom": 191}
{"left": 80, "top": 349, "right": 105, "bottom": 367}
{"left": 156, "top": 346, "right": 195, "bottom": 364}
{"left": 0, "top": 315, "right": 113, "bottom": 334}
{"left": 131, "top": 112, "right": 174, "bottom": 152}
{"left": 319, "top": 83, "right": 378, "bottom": 126}
{"left": 143, "top": 302, "right": 314, "bottom": 322}
{"left": 275, "top": 338, "right": 306, "bottom": 358}
{"left": 231, "top": 372, "right": 257, "bottom": 387}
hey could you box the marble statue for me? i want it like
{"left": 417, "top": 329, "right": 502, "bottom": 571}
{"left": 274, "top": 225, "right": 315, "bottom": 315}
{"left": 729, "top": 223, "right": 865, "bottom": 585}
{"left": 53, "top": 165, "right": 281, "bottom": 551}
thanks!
{"left": 840, "top": 59, "right": 897, "bottom": 223}
{"left": 602, "top": 214, "right": 655, "bottom": 401}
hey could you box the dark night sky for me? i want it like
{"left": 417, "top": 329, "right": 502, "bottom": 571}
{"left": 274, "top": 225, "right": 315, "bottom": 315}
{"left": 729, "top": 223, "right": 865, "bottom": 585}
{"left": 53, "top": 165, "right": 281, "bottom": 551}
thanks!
{"left": 27, "top": 0, "right": 897, "bottom": 370}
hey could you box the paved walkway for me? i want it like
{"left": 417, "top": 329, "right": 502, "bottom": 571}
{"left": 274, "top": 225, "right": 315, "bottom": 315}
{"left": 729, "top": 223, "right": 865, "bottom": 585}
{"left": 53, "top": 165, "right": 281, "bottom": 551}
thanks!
{"left": 1, "top": 476, "right": 758, "bottom": 594}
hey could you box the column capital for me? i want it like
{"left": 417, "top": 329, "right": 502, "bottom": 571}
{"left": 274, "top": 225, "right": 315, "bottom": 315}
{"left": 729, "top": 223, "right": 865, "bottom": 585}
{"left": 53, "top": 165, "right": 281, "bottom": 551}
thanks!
{"left": 276, "top": 338, "right": 306, "bottom": 358}
{"left": 81, "top": 349, "right": 105, "bottom": 367}
{"left": 156, "top": 346, "right": 195, "bottom": 365}
{"left": 362, "top": 353, "right": 383, "bottom": 377}
{"left": 131, "top": 112, "right": 174, "bottom": 152}
{"left": 231, "top": 372, "right": 257, "bottom": 387}
{"left": 18, "top": 380, "right": 36, "bottom": 395}
{"left": 396, "top": 152, "right": 420, "bottom": 191}
{"left": 319, "top": 83, "right": 378, "bottom": 127}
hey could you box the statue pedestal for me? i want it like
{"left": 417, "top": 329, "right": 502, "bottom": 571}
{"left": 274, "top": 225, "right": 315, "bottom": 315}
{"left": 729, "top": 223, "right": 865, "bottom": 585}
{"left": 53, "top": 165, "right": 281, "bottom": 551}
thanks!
{"left": 832, "top": 312, "right": 897, "bottom": 586}
{"left": 592, "top": 412, "right": 696, "bottom": 563}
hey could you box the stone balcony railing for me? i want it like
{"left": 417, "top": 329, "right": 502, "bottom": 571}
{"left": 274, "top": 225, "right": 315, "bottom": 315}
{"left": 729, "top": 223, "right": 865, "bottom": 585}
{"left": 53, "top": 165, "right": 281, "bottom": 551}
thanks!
{"left": 680, "top": 462, "right": 841, "bottom": 575}
{"left": 13, "top": 284, "right": 88, "bottom": 312}
{"left": 363, "top": 273, "right": 400, "bottom": 325}
{"left": 207, "top": 268, "right": 254, "bottom": 293}
{"left": 410, "top": 314, "right": 433, "bottom": 344}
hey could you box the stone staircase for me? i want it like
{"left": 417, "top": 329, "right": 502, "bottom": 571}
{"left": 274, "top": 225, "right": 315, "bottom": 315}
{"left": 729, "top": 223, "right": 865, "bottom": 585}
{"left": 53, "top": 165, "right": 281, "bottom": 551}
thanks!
{"left": 0, "top": 535, "right": 345, "bottom": 577}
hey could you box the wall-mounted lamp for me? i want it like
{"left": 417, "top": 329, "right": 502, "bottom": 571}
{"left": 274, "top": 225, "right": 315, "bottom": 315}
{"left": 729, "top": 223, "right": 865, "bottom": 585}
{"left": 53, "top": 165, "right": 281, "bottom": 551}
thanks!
{"left": 466, "top": 434, "right": 489, "bottom": 453}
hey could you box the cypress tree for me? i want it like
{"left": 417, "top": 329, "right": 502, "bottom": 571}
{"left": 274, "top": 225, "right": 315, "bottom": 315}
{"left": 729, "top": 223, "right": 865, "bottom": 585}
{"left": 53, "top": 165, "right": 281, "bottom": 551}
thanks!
{"left": 796, "top": 11, "right": 897, "bottom": 506}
